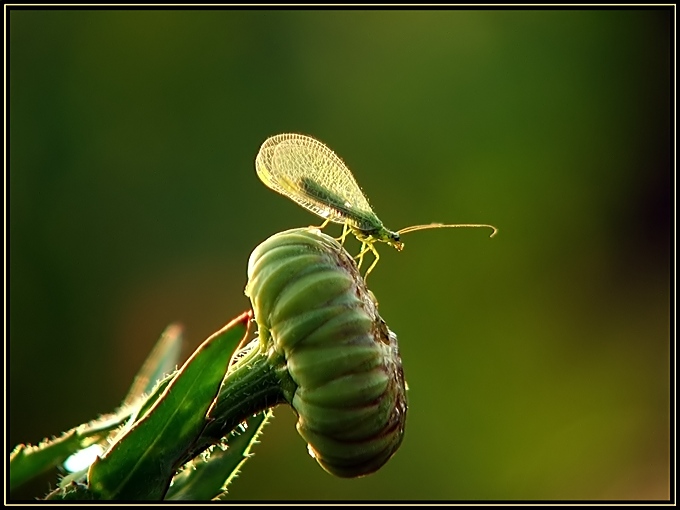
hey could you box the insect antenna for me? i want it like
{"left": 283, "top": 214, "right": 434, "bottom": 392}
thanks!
{"left": 397, "top": 223, "right": 498, "bottom": 237}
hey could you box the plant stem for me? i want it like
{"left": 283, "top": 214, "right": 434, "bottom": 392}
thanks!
{"left": 175, "top": 342, "right": 291, "bottom": 468}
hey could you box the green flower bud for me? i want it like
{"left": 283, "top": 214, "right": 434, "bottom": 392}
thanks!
{"left": 245, "top": 228, "right": 407, "bottom": 478}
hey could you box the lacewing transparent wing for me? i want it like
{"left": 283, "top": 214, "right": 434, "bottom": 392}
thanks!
{"left": 255, "top": 133, "right": 380, "bottom": 231}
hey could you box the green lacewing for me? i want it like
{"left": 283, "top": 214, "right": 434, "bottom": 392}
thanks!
{"left": 255, "top": 133, "right": 497, "bottom": 278}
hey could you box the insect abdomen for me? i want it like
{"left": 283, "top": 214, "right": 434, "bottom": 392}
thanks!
{"left": 297, "top": 177, "right": 380, "bottom": 231}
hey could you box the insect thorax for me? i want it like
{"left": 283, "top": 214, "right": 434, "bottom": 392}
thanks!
{"left": 352, "top": 226, "right": 404, "bottom": 251}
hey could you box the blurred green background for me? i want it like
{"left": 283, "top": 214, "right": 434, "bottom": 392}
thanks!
{"left": 8, "top": 9, "right": 670, "bottom": 501}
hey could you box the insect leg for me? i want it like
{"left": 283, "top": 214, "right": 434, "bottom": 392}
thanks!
{"left": 355, "top": 242, "right": 370, "bottom": 269}
{"left": 363, "top": 243, "right": 381, "bottom": 280}
{"left": 310, "top": 217, "right": 332, "bottom": 231}
{"left": 337, "top": 223, "right": 351, "bottom": 245}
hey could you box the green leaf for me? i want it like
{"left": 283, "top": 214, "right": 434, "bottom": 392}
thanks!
{"left": 126, "top": 370, "right": 176, "bottom": 427}
{"left": 165, "top": 410, "right": 272, "bottom": 501}
{"left": 11, "top": 324, "right": 184, "bottom": 494}
{"left": 9, "top": 411, "right": 132, "bottom": 493}
{"left": 123, "top": 323, "right": 184, "bottom": 407}
{"left": 44, "top": 482, "right": 99, "bottom": 500}
{"left": 87, "top": 311, "right": 252, "bottom": 501}
{"left": 56, "top": 374, "right": 179, "bottom": 491}
{"left": 213, "top": 409, "right": 273, "bottom": 501}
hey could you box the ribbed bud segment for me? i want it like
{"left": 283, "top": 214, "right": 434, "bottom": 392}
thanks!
{"left": 245, "top": 228, "right": 407, "bottom": 478}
